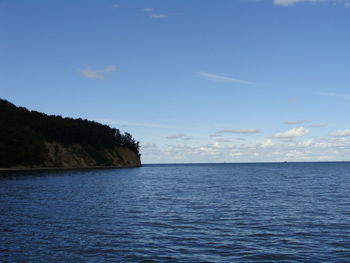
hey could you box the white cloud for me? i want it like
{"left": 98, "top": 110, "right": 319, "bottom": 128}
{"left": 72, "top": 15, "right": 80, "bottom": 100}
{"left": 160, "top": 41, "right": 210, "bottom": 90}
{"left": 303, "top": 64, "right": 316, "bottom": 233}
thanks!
{"left": 272, "top": 127, "right": 309, "bottom": 139}
{"left": 112, "top": 4, "right": 120, "bottom": 8}
{"left": 143, "top": 8, "right": 154, "bottom": 12}
{"left": 80, "top": 65, "right": 117, "bottom": 80}
{"left": 198, "top": 72, "right": 255, "bottom": 85}
{"left": 302, "top": 139, "right": 314, "bottom": 146}
{"left": 151, "top": 14, "right": 167, "bottom": 19}
{"left": 345, "top": 2, "right": 350, "bottom": 7}
{"left": 274, "top": 0, "right": 323, "bottom": 6}
{"left": 216, "top": 129, "right": 260, "bottom": 134}
{"left": 261, "top": 139, "right": 273, "bottom": 148}
{"left": 285, "top": 120, "right": 310, "bottom": 125}
{"left": 330, "top": 129, "right": 350, "bottom": 137}
{"left": 81, "top": 68, "right": 104, "bottom": 80}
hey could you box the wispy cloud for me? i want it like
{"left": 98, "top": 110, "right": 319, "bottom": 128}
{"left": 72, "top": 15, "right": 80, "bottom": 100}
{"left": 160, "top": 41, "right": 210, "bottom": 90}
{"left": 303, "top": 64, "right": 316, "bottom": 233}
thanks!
{"left": 274, "top": 0, "right": 350, "bottom": 7}
{"left": 166, "top": 134, "right": 193, "bottom": 140}
{"left": 216, "top": 138, "right": 232, "bottom": 143}
{"left": 209, "top": 134, "right": 222, "bottom": 138}
{"left": 141, "top": 143, "right": 158, "bottom": 149}
{"left": 274, "top": 0, "right": 322, "bottom": 6}
{"left": 320, "top": 92, "right": 336, "bottom": 97}
{"left": 150, "top": 14, "right": 167, "bottom": 19}
{"left": 272, "top": 127, "right": 309, "bottom": 139}
{"left": 112, "top": 4, "right": 120, "bottom": 8}
{"left": 96, "top": 119, "right": 173, "bottom": 129}
{"left": 285, "top": 120, "right": 310, "bottom": 125}
{"left": 308, "top": 123, "right": 328, "bottom": 128}
{"left": 142, "top": 7, "right": 168, "bottom": 19}
{"left": 142, "top": 8, "right": 154, "bottom": 12}
{"left": 320, "top": 92, "right": 350, "bottom": 101}
{"left": 330, "top": 129, "right": 350, "bottom": 137}
{"left": 80, "top": 65, "right": 117, "bottom": 80}
{"left": 216, "top": 129, "right": 260, "bottom": 134}
{"left": 198, "top": 72, "right": 255, "bottom": 85}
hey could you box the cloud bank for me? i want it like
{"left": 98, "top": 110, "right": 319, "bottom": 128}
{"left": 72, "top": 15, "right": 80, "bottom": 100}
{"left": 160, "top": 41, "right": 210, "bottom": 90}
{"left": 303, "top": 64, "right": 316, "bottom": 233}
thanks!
{"left": 141, "top": 136, "right": 350, "bottom": 163}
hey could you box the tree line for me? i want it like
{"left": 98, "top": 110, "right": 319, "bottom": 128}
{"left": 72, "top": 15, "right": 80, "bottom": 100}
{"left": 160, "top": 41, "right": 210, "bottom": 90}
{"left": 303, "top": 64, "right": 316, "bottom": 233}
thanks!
{"left": 0, "top": 98, "right": 140, "bottom": 167}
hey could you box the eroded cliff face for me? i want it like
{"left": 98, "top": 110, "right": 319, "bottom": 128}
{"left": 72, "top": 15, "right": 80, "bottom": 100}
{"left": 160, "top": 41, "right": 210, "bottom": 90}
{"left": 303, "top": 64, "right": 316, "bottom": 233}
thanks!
{"left": 43, "top": 142, "right": 141, "bottom": 168}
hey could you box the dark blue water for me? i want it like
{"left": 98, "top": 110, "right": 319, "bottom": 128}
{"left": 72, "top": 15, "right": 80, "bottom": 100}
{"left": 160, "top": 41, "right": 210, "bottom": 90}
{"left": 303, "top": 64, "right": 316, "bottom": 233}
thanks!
{"left": 1, "top": 163, "right": 350, "bottom": 262}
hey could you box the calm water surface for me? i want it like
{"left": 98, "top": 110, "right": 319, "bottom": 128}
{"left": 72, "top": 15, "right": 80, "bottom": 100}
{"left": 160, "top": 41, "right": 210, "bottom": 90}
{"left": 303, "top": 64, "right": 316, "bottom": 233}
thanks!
{"left": 1, "top": 163, "right": 350, "bottom": 262}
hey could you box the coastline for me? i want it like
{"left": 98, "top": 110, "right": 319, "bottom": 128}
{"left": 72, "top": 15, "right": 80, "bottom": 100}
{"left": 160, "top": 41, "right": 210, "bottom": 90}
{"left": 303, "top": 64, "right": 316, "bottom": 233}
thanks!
{"left": 0, "top": 164, "right": 141, "bottom": 172}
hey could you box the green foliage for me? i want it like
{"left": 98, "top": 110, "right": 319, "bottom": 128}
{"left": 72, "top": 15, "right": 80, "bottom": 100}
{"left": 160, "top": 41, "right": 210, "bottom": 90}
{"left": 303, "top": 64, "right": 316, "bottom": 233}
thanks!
{"left": 0, "top": 124, "right": 47, "bottom": 167}
{"left": 0, "top": 98, "right": 140, "bottom": 167}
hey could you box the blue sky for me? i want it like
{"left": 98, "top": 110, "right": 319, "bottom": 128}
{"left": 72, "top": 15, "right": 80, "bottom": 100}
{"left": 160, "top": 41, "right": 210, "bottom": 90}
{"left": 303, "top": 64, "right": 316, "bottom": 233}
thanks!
{"left": 1, "top": 0, "right": 350, "bottom": 163}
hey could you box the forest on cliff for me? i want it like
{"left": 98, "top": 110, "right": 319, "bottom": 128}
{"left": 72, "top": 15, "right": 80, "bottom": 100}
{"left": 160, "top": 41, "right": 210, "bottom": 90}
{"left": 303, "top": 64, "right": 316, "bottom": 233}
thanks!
{"left": 0, "top": 98, "right": 140, "bottom": 168}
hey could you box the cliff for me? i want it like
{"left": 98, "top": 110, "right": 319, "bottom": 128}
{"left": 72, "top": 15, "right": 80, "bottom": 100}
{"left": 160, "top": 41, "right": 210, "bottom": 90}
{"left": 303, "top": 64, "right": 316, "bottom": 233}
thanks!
{"left": 44, "top": 142, "right": 141, "bottom": 169}
{"left": 0, "top": 98, "right": 141, "bottom": 169}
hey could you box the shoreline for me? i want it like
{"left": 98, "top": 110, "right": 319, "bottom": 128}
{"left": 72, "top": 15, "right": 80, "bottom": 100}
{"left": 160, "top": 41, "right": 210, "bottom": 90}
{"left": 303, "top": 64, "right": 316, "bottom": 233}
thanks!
{"left": 0, "top": 165, "right": 141, "bottom": 172}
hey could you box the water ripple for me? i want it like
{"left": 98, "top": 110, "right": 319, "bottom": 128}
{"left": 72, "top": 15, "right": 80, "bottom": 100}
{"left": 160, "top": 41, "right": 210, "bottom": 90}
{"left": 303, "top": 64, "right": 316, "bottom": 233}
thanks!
{"left": 1, "top": 162, "right": 350, "bottom": 262}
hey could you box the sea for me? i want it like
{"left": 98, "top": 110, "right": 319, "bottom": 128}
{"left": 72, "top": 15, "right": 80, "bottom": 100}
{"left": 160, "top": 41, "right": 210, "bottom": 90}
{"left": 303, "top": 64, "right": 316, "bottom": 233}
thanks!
{"left": 1, "top": 162, "right": 350, "bottom": 262}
